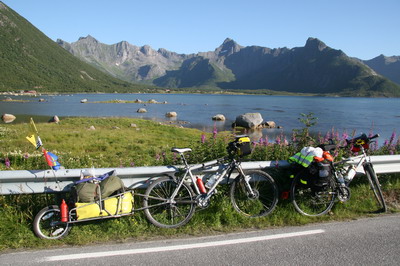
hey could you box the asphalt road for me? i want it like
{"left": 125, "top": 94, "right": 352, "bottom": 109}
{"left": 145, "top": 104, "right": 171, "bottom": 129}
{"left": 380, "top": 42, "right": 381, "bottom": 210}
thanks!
{"left": 1, "top": 214, "right": 400, "bottom": 266}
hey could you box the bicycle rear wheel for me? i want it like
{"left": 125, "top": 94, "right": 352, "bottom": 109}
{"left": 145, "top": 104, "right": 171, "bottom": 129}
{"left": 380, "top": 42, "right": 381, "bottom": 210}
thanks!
{"left": 291, "top": 172, "right": 336, "bottom": 216}
{"left": 364, "top": 163, "right": 387, "bottom": 212}
{"left": 143, "top": 176, "right": 195, "bottom": 228}
{"left": 33, "top": 205, "right": 71, "bottom": 239}
{"left": 230, "top": 170, "right": 278, "bottom": 217}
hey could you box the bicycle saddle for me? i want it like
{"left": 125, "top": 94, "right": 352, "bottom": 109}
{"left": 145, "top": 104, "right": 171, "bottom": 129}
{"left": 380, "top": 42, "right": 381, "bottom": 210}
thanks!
{"left": 171, "top": 147, "right": 192, "bottom": 153}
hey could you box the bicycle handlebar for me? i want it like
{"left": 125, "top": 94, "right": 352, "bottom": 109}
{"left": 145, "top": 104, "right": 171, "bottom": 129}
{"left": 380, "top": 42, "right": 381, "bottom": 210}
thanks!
{"left": 369, "top": 133, "right": 380, "bottom": 140}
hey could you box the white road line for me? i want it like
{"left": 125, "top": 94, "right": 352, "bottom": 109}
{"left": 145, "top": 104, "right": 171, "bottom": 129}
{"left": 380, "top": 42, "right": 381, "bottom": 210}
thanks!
{"left": 44, "top": 229, "right": 325, "bottom": 261}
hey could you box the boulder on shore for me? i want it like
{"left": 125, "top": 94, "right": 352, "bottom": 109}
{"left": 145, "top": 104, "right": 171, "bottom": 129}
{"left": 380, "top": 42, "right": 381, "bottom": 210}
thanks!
{"left": 1, "top": 113, "right": 16, "bottom": 123}
{"left": 212, "top": 114, "right": 226, "bottom": 121}
{"left": 49, "top": 115, "right": 60, "bottom": 123}
{"left": 234, "top": 113, "right": 263, "bottom": 129}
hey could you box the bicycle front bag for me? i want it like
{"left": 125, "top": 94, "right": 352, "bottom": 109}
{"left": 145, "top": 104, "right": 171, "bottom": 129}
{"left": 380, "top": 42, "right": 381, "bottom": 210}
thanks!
{"left": 235, "top": 135, "right": 251, "bottom": 157}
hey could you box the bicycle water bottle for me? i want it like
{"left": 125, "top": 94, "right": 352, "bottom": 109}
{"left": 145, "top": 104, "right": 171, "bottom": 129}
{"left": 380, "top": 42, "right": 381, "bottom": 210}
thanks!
{"left": 345, "top": 166, "right": 357, "bottom": 182}
{"left": 60, "top": 199, "right": 69, "bottom": 222}
{"left": 205, "top": 173, "right": 218, "bottom": 189}
{"left": 337, "top": 173, "right": 345, "bottom": 187}
{"left": 196, "top": 177, "right": 207, "bottom": 194}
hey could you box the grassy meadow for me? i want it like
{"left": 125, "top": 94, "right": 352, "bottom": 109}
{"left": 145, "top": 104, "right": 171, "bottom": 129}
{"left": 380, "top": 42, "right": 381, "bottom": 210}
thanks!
{"left": 0, "top": 116, "right": 399, "bottom": 252}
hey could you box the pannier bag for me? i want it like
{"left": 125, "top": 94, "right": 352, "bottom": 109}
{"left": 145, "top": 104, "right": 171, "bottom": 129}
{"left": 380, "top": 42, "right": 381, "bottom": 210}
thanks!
{"left": 289, "top": 147, "right": 333, "bottom": 188}
{"left": 75, "top": 192, "right": 134, "bottom": 220}
{"left": 228, "top": 135, "right": 251, "bottom": 157}
{"left": 347, "top": 133, "right": 370, "bottom": 152}
{"left": 74, "top": 182, "right": 99, "bottom": 203}
{"left": 99, "top": 174, "right": 125, "bottom": 198}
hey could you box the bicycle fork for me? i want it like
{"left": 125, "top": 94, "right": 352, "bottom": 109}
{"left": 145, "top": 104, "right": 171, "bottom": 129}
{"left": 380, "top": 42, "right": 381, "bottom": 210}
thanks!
{"left": 236, "top": 164, "right": 257, "bottom": 199}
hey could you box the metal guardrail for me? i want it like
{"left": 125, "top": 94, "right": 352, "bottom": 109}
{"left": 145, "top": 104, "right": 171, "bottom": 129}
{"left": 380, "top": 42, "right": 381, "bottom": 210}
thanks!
{"left": 1, "top": 155, "right": 399, "bottom": 195}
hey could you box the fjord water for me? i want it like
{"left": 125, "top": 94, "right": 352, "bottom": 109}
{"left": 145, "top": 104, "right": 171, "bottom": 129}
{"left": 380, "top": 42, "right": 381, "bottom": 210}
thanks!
{"left": 1, "top": 93, "right": 399, "bottom": 143}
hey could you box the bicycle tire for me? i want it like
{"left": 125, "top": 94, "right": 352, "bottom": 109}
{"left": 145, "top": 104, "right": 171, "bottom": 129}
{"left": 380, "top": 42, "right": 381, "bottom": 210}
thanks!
{"left": 230, "top": 170, "right": 278, "bottom": 217}
{"left": 291, "top": 172, "right": 336, "bottom": 217}
{"left": 364, "top": 163, "right": 387, "bottom": 212}
{"left": 143, "top": 176, "right": 196, "bottom": 228}
{"left": 33, "top": 205, "right": 71, "bottom": 240}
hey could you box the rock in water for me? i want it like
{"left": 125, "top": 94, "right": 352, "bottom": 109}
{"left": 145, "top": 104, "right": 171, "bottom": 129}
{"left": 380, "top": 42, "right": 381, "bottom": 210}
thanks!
{"left": 165, "top": 111, "right": 177, "bottom": 117}
{"left": 234, "top": 113, "right": 263, "bottom": 129}
{"left": 212, "top": 114, "right": 226, "bottom": 121}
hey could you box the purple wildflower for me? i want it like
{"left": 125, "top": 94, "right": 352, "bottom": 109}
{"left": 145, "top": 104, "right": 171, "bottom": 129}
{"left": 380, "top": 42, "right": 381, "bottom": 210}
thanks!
{"left": 5, "top": 157, "right": 10, "bottom": 168}
{"left": 341, "top": 131, "right": 349, "bottom": 141}
{"left": 283, "top": 137, "right": 289, "bottom": 146}
{"left": 130, "top": 162, "right": 135, "bottom": 167}
{"left": 201, "top": 133, "right": 206, "bottom": 144}
{"left": 23, "top": 153, "right": 29, "bottom": 159}
{"left": 213, "top": 123, "right": 218, "bottom": 139}
{"left": 324, "top": 131, "right": 330, "bottom": 143}
{"left": 389, "top": 131, "right": 396, "bottom": 145}
{"left": 384, "top": 139, "right": 389, "bottom": 146}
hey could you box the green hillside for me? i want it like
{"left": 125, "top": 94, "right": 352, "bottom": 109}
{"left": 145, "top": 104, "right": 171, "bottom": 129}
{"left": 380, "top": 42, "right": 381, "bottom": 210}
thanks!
{"left": 0, "top": 2, "right": 154, "bottom": 93}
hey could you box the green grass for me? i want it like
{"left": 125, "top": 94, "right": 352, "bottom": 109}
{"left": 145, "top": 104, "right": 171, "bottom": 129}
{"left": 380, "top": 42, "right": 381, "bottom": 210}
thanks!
{"left": 0, "top": 117, "right": 399, "bottom": 252}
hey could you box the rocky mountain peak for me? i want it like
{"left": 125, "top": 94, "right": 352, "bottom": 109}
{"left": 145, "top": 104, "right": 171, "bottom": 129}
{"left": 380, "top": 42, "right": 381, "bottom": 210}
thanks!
{"left": 305, "top": 37, "right": 327, "bottom": 52}
{"left": 78, "top": 35, "right": 99, "bottom": 44}
{"left": 140, "top": 45, "right": 155, "bottom": 56}
{"left": 215, "top": 38, "right": 243, "bottom": 56}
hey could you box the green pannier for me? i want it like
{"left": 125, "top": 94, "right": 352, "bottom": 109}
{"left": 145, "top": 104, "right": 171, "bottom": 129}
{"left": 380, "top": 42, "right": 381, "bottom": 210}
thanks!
{"left": 74, "top": 182, "right": 99, "bottom": 203}
{"left": 99, "top": 174, "right": 125, "bottom": 198}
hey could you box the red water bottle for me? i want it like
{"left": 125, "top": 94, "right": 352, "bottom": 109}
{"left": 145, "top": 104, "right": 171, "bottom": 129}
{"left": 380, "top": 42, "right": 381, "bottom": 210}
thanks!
{"left": 60, "top": 199, "right": 68, "bottom": 222}
{"left": 196, "top": 177, "right": 207, "bottom": 194}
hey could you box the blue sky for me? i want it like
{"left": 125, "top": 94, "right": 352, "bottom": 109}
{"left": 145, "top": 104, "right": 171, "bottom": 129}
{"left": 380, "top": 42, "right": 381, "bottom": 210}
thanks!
{"left": 2, "top": 0, "right": 399, "bottom": 59}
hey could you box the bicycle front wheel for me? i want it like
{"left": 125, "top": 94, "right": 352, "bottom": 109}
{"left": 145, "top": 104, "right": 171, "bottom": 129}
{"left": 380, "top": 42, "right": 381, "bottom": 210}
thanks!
{"left": 364, "top": 163, "right": 387, "bottom": 212}
{"left": 143, "top": 176, "right": 195, "bottom": 228}
{"left": 291, "top": 172, "right": 336, "bottom": 217}
{"left": 230, "top": 170, "right": 278, "bottom": 217}
{"left": 33, "top": 205, "right": 71, "bottom": 240}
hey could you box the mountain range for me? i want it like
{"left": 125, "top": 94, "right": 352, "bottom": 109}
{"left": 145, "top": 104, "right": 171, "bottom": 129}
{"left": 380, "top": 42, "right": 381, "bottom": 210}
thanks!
{"left": 1, "top": 1, "right": 399, "bottom": 96}
{"left": 57, "top": 36, "right": 400, "bottom": 96}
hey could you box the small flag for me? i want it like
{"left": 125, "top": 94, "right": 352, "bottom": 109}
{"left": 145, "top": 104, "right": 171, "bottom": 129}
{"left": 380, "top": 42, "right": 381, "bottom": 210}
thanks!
{"left": 43, "top": 149, "right": 61, "bottom": 170}
{"left": 26, "top": 118, "right": 42, "bottom": 149}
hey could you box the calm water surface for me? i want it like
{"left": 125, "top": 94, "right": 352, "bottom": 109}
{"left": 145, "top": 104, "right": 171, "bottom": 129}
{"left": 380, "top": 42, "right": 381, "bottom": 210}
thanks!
{"left": 1, "top": 93, "right": 399, "bottom": 143}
